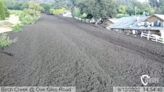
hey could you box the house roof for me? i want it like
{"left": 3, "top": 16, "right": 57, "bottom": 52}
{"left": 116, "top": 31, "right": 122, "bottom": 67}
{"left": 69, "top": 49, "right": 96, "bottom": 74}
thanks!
{"left": 110, "top": 16, "right": 148, "bottom": 29}
{"left": 108, "top": 19, "right": 118, "bottom": 23}
{"left": 110, "top": 14, "right": 164, "bottom": 30}
{"left": 153, "top": 14, "right": 164, "bottom": 21}
{"left": 145, "top": 14, "right": 164, "bottom": 22}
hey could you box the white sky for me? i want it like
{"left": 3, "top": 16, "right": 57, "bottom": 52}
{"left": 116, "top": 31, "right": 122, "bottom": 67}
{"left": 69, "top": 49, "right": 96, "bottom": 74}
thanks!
{"left": 137, "top": 0, "right": 149, "bottom": 3}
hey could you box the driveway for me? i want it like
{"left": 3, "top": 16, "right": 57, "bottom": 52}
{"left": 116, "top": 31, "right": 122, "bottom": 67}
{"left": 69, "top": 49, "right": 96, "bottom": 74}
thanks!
{"left": 0, "top": 15, "right": 164, "bottom": 92}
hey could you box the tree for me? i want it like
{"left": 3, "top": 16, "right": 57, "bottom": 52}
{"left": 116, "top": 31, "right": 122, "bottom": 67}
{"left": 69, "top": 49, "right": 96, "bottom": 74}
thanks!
{"left": 125, "top": 0, "right": 155, "bottom": 16}
{"left": 149, "top": 0, "right": 160, "bottom": 8}
{"left": 53, "top": 0, "right": 70, "bottom": 9}
{"left": 5, "top": 0, "right": 28, "bottom": 10}
{"left": 149, "top": 0, "right": 164, "bottom": 14}
{"left": 71, "top": 0, "right": 117, "bottom": 19}
{"left": 41, "top": 3, "right": 53, "bottom": 14}
{"left": 26, "top": 1, "right": 43, "bottom": 16}
{"left": 118, "top": 5, "right": 128, "bottom": 14}
{"left": 0, "top": 0, "right": 9, "bottom": 20}
{"left": 158, "top": 0, "right": 164, "bottom": 14}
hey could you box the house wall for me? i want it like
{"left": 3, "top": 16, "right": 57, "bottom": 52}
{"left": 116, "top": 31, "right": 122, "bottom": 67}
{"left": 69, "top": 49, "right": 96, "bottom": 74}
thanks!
{"left": 160, "top": 30, "right": 164, "bottom": 38}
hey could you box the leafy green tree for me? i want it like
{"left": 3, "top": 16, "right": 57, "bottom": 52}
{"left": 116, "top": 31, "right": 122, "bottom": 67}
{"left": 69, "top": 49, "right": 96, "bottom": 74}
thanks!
{"left": 0, "top": 0, "right": 9, "bottom": 20}
{"left": 149, "top": 0, "right": 160, "bottom": 8}
{"left": 26, "top": 2, "right": 43, "bottom": 16}
{"left": 19, "top": 2, "right": 43, "bottom": 25}
{"left": 124, "top": 1, "right": 155, "bottom": 16}
{"left": 41, "top": 3, "right": 53, "bottom": 14}
{"left": 73, "top": 7, "right": 81, "bottom": 17}
{"left": 71, "top": 0, "right": 117, "bottom": 19}
{"left": 5, "top": 0, "right": 28, "bottom": 10}
{"left": 53, "top": 0, "right": 70, "bottom": 9}
{"left": 0, "top": 1, "right": 6, "bottom": 20}
{"left": 118, "top": 5, "right": 128, "bottom": 14}
{"left": 158, "top": 0, "right": 164, "bottom": 14}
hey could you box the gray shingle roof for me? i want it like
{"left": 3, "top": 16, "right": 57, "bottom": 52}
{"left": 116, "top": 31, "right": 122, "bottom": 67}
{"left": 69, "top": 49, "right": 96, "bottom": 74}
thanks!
{"left": 111, "top": 16, "right": 148, "bottom": 29}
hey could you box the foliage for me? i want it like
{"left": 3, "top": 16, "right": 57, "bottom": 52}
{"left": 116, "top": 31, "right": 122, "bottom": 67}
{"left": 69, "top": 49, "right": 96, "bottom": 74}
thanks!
{"left": 157, "top": 0, "right": 164, "bottom": 14}
{"left": 116, "top": 14, "right": 129, "bottom": 18}
{"left": 53, "top": 0, "right": 69, "bottom": 9}
{"left": 118, "top": 5, "right": 128, "bottom": 15}
{"left": 70, "top": 0, "right": 117, "bottom": 19}
{"left": 27, "top": 2, "right": 43, "bottom": 12}
{"left": 20, "top": 10, "right": 40, "bottom": 25}
{"left": 12, "top": 24, "right": 23, "bottom": 32}
{"left": 132, "top": 1, "right": 155, "bottom": 15}
{"left": 52, "top": 8, "right": 66, "bottom": 15}
{"left": 0, "top": 33, "right": 13, "bottom": 48}
{"left": 73, "top": 7, "right": 81, "bottom": 17}
{"left": 9, "top": 10, "right": 22, "bottom": 16}
{"left": 80, "top": 13, "right": 87, "bottom": 18}
{"left": 117, "top": 1, "right": 155, "bottom": 16}
{"left": 0, "top": 0, "right": 9, "bottom": 20}
{"left": 41, "top": 3, "right": 53, "bottom": 14}
{"left": 49, "top": 9, "right": 54, "bottom": 15}
{"left": 5, "top": 0, "right": 28, "bottom": 10}
{"left": 19, "top": 2, "right": 42, "bottom": 25}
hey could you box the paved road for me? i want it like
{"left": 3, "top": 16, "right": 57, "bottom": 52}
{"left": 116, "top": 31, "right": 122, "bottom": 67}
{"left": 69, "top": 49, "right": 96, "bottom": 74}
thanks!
{"left": 0, "top": 15, "right": 164, "bottom": 92}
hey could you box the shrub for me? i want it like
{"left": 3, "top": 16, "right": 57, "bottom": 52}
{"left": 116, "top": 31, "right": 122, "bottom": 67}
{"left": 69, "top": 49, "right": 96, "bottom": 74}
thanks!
{"left": 0, "top": 33, "right": 12, "bottom": 48}
{"left": 20, "top": 12, "right": 34, "bottom": 25}
{"left": 116, "top": 14, "right": 129, "bottom": 18}
{"left": 4, "top": 7, "right": 9, "bottom": 18}
{"left": 9, "top": 10, "right": 22, "bottom": 16}
{"left": 80, "top": 13, "right": 87, "bottom": 19}
{"left": 28, "top": 2, "right": 43, "bottom": 12}
{"left": 52, "top": 8, "right": 66, "bottom": 15}
{"left": 19, "top": 9, "right": 40, "bottom": 25}
{"left": 49, "top": 9, "right": 54, "bottom": 15}
{"left": 18, "top": 2, "right": 42, "bottom": 25}
{"left": 12, "top": 24, "right": 23, "bottom": 32}
{"left": 73, "top": 7, "right": 81, "bottom": 17}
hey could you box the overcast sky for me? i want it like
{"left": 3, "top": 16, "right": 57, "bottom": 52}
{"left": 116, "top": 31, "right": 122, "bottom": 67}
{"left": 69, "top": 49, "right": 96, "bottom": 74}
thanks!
{"left": 137, "top": 0, "right": 149, "bottom": 3}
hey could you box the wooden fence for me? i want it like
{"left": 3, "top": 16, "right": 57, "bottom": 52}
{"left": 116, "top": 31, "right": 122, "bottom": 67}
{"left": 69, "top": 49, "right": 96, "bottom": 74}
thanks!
{"left": 141, "top": 32, "right": 164, "bottom": 44}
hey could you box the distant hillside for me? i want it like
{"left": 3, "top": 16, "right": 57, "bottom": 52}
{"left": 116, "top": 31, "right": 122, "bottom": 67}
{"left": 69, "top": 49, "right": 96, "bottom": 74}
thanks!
{"left": 16, "top": 0, "right": 54, "bottom": 3}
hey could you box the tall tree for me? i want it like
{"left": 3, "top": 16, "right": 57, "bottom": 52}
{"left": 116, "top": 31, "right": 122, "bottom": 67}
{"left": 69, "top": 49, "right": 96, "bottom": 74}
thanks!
{"left": 70, "top": 0, "right": 117, "bottom": 18}
{"left": 0, "top": 0, "right": 9, "bottom": 20}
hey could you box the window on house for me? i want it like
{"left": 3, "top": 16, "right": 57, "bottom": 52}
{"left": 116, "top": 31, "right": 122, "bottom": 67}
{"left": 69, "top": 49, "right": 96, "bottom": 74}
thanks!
{"left": 154, "top": 20, "right": 161, "bottom": 27}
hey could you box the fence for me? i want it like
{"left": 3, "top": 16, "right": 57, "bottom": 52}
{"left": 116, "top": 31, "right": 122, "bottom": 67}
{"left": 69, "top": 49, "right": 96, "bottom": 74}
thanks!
{"left": 141, "top": 32, "right": 164, "bottom": 44}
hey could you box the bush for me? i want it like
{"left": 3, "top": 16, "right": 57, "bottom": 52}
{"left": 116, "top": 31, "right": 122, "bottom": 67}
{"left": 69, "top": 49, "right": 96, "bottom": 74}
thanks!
{"left": 18, "top": 2, "right": 42, "bottom": 25}
{"left": 19, "top": 9, "right": 41, "bottom": 25}
{"left": 27, "top": 2, "right": 43, "bottom": 15}
{"left": 49, "top": 9, "right": 54, "bottom": 15}
{"left": 9, "top": 10, "right": 22, "bottom": 16}
{"left": 12, "top": 24, "right": 23, "bottom": 32}
{"left": 4, "top": 8, "right": 9, "bottom": 18}
{"left": 20, "top": 11, "right": 35, "bottom": 25}
{"left": 73, "top": 7, "right": 81, "bottom": 17}
{"left": 80, "top": 13, "right": 87, "bottom": 19}
{"left": 52, "top": 8, "right": 66, "bottom": 15}
{"left": 116, "top": 14, "right": 129, "bottom": 18}
{"left": 0, "top": 33, "right": 12, "bottom": 48}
